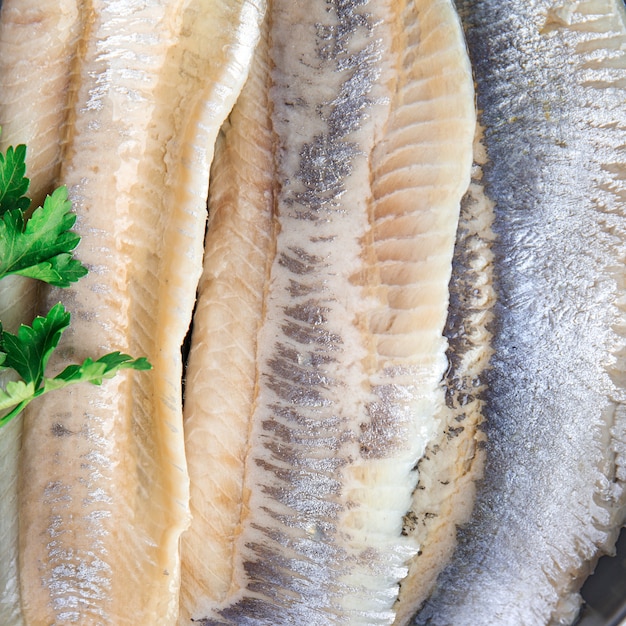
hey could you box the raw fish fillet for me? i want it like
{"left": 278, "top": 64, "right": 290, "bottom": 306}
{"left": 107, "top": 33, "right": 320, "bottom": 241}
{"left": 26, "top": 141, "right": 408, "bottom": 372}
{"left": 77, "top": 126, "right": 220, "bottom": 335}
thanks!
{"left": 17, "top": 1, "right": 264, "bottom": 624}
{"left": 181, "top": 0, "right": 475, "bottom": 623}
{"left": 415, "top": 1, "right": 626, "bottom": 624}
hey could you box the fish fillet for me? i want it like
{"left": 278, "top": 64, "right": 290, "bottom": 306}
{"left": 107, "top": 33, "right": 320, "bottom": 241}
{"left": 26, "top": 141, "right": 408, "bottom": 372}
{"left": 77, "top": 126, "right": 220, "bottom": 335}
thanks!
{"left": 0, "top": 274, "right": 39, "bottom": 626}
{"left": 393, "top": 126, "right": 494, "bottom": 625}
{"left": 414, "top": 0, "right": 626, "bottom": 624}
{"left": 0, "top": 0, "right": 82, "bottom": 208}
{"left": 181, "top": 0, "right": 475, "bottom": 623}
{"left": 179, "top": 13, "right": 275, "bottom": 622}
{"left": 0, "top": 3, "right": 82, "bottom": 622}
{"left": 17, "top": 1, "right": 263, "bottom": 624}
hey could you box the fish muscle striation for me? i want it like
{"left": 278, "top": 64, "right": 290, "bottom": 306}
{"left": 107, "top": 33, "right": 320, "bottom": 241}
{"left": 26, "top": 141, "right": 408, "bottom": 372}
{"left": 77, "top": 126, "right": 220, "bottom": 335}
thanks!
{"left": 181, "top": 0, "right": 475, "bottom": 623}
{"left": 0, "top": 2, "right": 83, "bottom": 622}
{"left": 394, "top": 125, "right": 495, "bottom": 625}
{"left": 16, "top": 1, "right": 264, "bottom": 624}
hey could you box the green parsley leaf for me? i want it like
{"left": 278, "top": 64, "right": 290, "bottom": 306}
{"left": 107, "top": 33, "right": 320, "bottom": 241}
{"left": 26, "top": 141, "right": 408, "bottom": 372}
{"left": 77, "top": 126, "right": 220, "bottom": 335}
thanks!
{"left": 0, "top": 143, "right": 30, "bottom": 215}
{"left": 0, "top": 305, "right": 152, "bottom": 428}
{"left": 0, "top": 303, "right": 70, "bottom": 387}
{"left": 44, "top": 352, "right": 152, "bottom": 392}
{"left": 0, "top": 380, "right": 37, "bottom": 427}
{"left": 0, "top": 139, "right": 152, "bottom": 429}
{"left": 14, "top": 252, "right": 89, "bottom": 286}
{"left": 0, "top": 380, "right": 36, "bottom": 412}
{"left": 0, "top": 186, "right": 88, "bottom": 286}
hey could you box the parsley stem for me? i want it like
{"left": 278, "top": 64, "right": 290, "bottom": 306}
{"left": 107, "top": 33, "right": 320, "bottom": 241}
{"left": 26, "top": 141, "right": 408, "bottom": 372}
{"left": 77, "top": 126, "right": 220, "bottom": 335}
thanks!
{"left": 0, "top": 399, "right": 29, "bottom": 428}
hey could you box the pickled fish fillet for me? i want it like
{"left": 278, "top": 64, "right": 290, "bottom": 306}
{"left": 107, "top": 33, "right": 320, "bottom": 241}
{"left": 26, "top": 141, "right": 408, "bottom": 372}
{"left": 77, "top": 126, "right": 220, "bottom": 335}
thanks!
{"left": 0, "top": 281, "right": 36, "bottom": 624}
{"left": 394, "top": 127, "right": 494, "bottom": 625}
{"left": 0, "top": 0, "right": 82, "bottom": 208}
{"left": 415, "top": 1, "right": 626, "bottom": 624}
{"left": 0, "top": 274, "right": 40, "bottom": 626}
{"left": 0, "top": 3, "right": 82, "bottom": 622}
{"left": 179, "top": 14, "right": 275, "bottom": 622}
{"left": 17, "top": 1, "right": 263, "bottom": 624}
{"left": 181, "top": 0, "right": 475, "bottom": 623}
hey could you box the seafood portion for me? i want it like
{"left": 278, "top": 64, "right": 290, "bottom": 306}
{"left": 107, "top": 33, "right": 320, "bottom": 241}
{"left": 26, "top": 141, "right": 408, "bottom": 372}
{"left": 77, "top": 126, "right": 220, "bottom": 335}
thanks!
{"left": 0, "top": 2, "right": 82, "bottom": 622}
{"left": 415, "top": 0, "right": 626, "bottom": 624}
{"left": 16, "top": 1, "right": 264, "bottom": 624}
{"left": 181, "top": 0, "right": 475, "bottom": 623}
{"left": 394, "top": 127, "right": 494, "bottom": 625}
{"left": 0, "top": 0, "right": 81, "bottom": 207}
{"left": 4, "top": 0, "right": 625, "bottom": 623}
{"left": 179, "top": 14, "right": 275, "bottom": 620}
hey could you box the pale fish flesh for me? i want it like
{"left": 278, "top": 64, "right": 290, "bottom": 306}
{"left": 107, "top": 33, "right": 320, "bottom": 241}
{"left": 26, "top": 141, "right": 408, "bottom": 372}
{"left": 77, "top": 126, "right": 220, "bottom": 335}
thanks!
{"left": 0, "top": 2, "right": 83, "bottom": 622}
{"left": 180, "top": 0, "right": 475, "bottom": 623}
{"left": 0, "top": 0, "right": 82, "bottom": 207}
{"left": 394, "top": 126, "right": 495, "bottom": 625}
{"left": 179, "top": 12, "right": 276, "bottom": 621}
{"left": 414, "top": 0, "right": 626, "bottom": 624}
{"left": 17, "top": 0, "right": 264, "bottom": 624}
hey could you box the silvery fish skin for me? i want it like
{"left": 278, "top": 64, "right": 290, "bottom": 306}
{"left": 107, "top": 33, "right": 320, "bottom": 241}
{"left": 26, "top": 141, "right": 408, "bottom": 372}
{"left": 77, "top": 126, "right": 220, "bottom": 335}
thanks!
{"left": 415, "top": 1, "right": 626, "bottom": 624}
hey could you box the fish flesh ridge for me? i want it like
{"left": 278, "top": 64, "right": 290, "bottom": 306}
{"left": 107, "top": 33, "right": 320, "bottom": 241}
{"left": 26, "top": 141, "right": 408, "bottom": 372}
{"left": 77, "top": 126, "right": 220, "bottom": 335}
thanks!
{"left": 0, "top": 2, "right": 83, "bottom": 623}
{"left": 17, "top": 0, "right": 264, "bottom": 624}
{"left": 393, "top": 125, "right": 495, "bottom": 625}
{"left": 179, "top": 11, "right": 275, "bottom": 622}
{"left": 180, "top": 0, "right": 475, "bottom": 623}
{"left": 414, "top": 0, "right": 626, "bottom": 624}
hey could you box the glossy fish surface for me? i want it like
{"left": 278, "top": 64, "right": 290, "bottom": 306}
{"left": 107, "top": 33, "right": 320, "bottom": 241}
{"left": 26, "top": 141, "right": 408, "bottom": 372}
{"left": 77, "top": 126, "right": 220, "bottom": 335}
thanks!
{"left": 181, "top": 0, "right": 475, "bottom": 623}
{"left": 0, "top": 0, "right": 81, "bottom": 207}
{"left": 415, "top": 1, "right": 626, "bottom": 624}
{"left": 16, "top": 1, "right": 264, "bottom": 624}
{"left": 0, "top": 3, "right": 81, "bottom": 622}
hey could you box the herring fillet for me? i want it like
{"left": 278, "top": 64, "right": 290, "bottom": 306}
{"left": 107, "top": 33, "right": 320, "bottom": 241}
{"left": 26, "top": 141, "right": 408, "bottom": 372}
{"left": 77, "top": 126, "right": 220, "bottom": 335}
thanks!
{"left": 182, "top": 0, "right": 475, "bottom": 623}
{"left": 415, "top": 1, "right": 626, "bottom": 624}
{"left": 0, "top": 279, "right": 36, "bottom": 624}
{"left": 0, "top": 0, "right": 81, "bottom": 208}
{"left": 179, "top": 12, "right": 274, "bottom": 622}
{"left": 17, "top": 1, "right": 263, "bottom": 624}
{"left": 394, "top": 127, "right": 495, "bottom": 625}
{"left": 0, "top": 3, "right": 82, "bottom": 623}
{"left": 0, "top": 286, "right": 45, "bottom": 626}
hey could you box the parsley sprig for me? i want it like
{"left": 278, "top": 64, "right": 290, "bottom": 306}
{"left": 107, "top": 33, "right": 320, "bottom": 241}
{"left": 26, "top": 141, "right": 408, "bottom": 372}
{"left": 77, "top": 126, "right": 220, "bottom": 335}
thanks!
{"left": 0, "top": 186, "right": 88, "bottom": 287}
{"left": 0, "top": 143, "right": 30, "bottom": 213}
{"left": 0, "top": 136, "right": 151, "bottom": 427}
